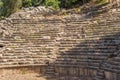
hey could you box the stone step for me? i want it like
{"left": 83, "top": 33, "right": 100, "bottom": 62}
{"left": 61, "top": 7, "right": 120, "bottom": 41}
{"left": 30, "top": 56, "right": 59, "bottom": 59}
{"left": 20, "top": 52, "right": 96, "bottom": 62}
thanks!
{"left": 46, "top": 71, "right": 55, "bottom": 74}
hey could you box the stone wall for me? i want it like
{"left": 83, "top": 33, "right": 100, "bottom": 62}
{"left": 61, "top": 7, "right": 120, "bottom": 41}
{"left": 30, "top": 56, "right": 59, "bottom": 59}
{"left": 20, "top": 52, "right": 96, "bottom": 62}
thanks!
{"left": 0, "top": 6, "right": 120, "bottom": 80}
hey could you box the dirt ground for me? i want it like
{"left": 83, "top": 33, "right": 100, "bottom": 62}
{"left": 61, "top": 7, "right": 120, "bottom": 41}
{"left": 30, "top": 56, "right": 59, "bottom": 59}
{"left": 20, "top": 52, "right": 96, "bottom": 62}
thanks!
{"left": 0, "top": 68, "right": 47, "bottom": 80}
{"left": 0, "top": 73, "right": 46, "bottom": 80}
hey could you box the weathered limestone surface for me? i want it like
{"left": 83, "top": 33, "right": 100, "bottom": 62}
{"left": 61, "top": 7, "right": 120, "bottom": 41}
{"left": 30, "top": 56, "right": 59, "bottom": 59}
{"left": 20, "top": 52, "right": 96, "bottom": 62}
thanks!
{"left": 0, "top": 6, "right": 120, "bottom": 80}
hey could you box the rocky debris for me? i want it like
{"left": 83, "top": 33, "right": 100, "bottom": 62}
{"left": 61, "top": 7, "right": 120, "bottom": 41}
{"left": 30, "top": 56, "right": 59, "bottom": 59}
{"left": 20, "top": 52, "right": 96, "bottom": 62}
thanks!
{"left": 9, "top": 6, "right": 58, "bottom": 19}
{"left": 0, "top": 19, "right": 13, "bottom": 37}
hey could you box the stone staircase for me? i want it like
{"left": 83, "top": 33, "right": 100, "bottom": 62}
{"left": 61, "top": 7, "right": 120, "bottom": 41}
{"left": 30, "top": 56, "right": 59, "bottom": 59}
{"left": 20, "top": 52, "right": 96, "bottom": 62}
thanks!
{"left": 45, "top": 64, "right": 56, "bottom": 80}
{"left": 101, "top": 54, "right": 120, "bottom": 73}
{"left": 93, "top": 69, "right": 105, "bottom": 80}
